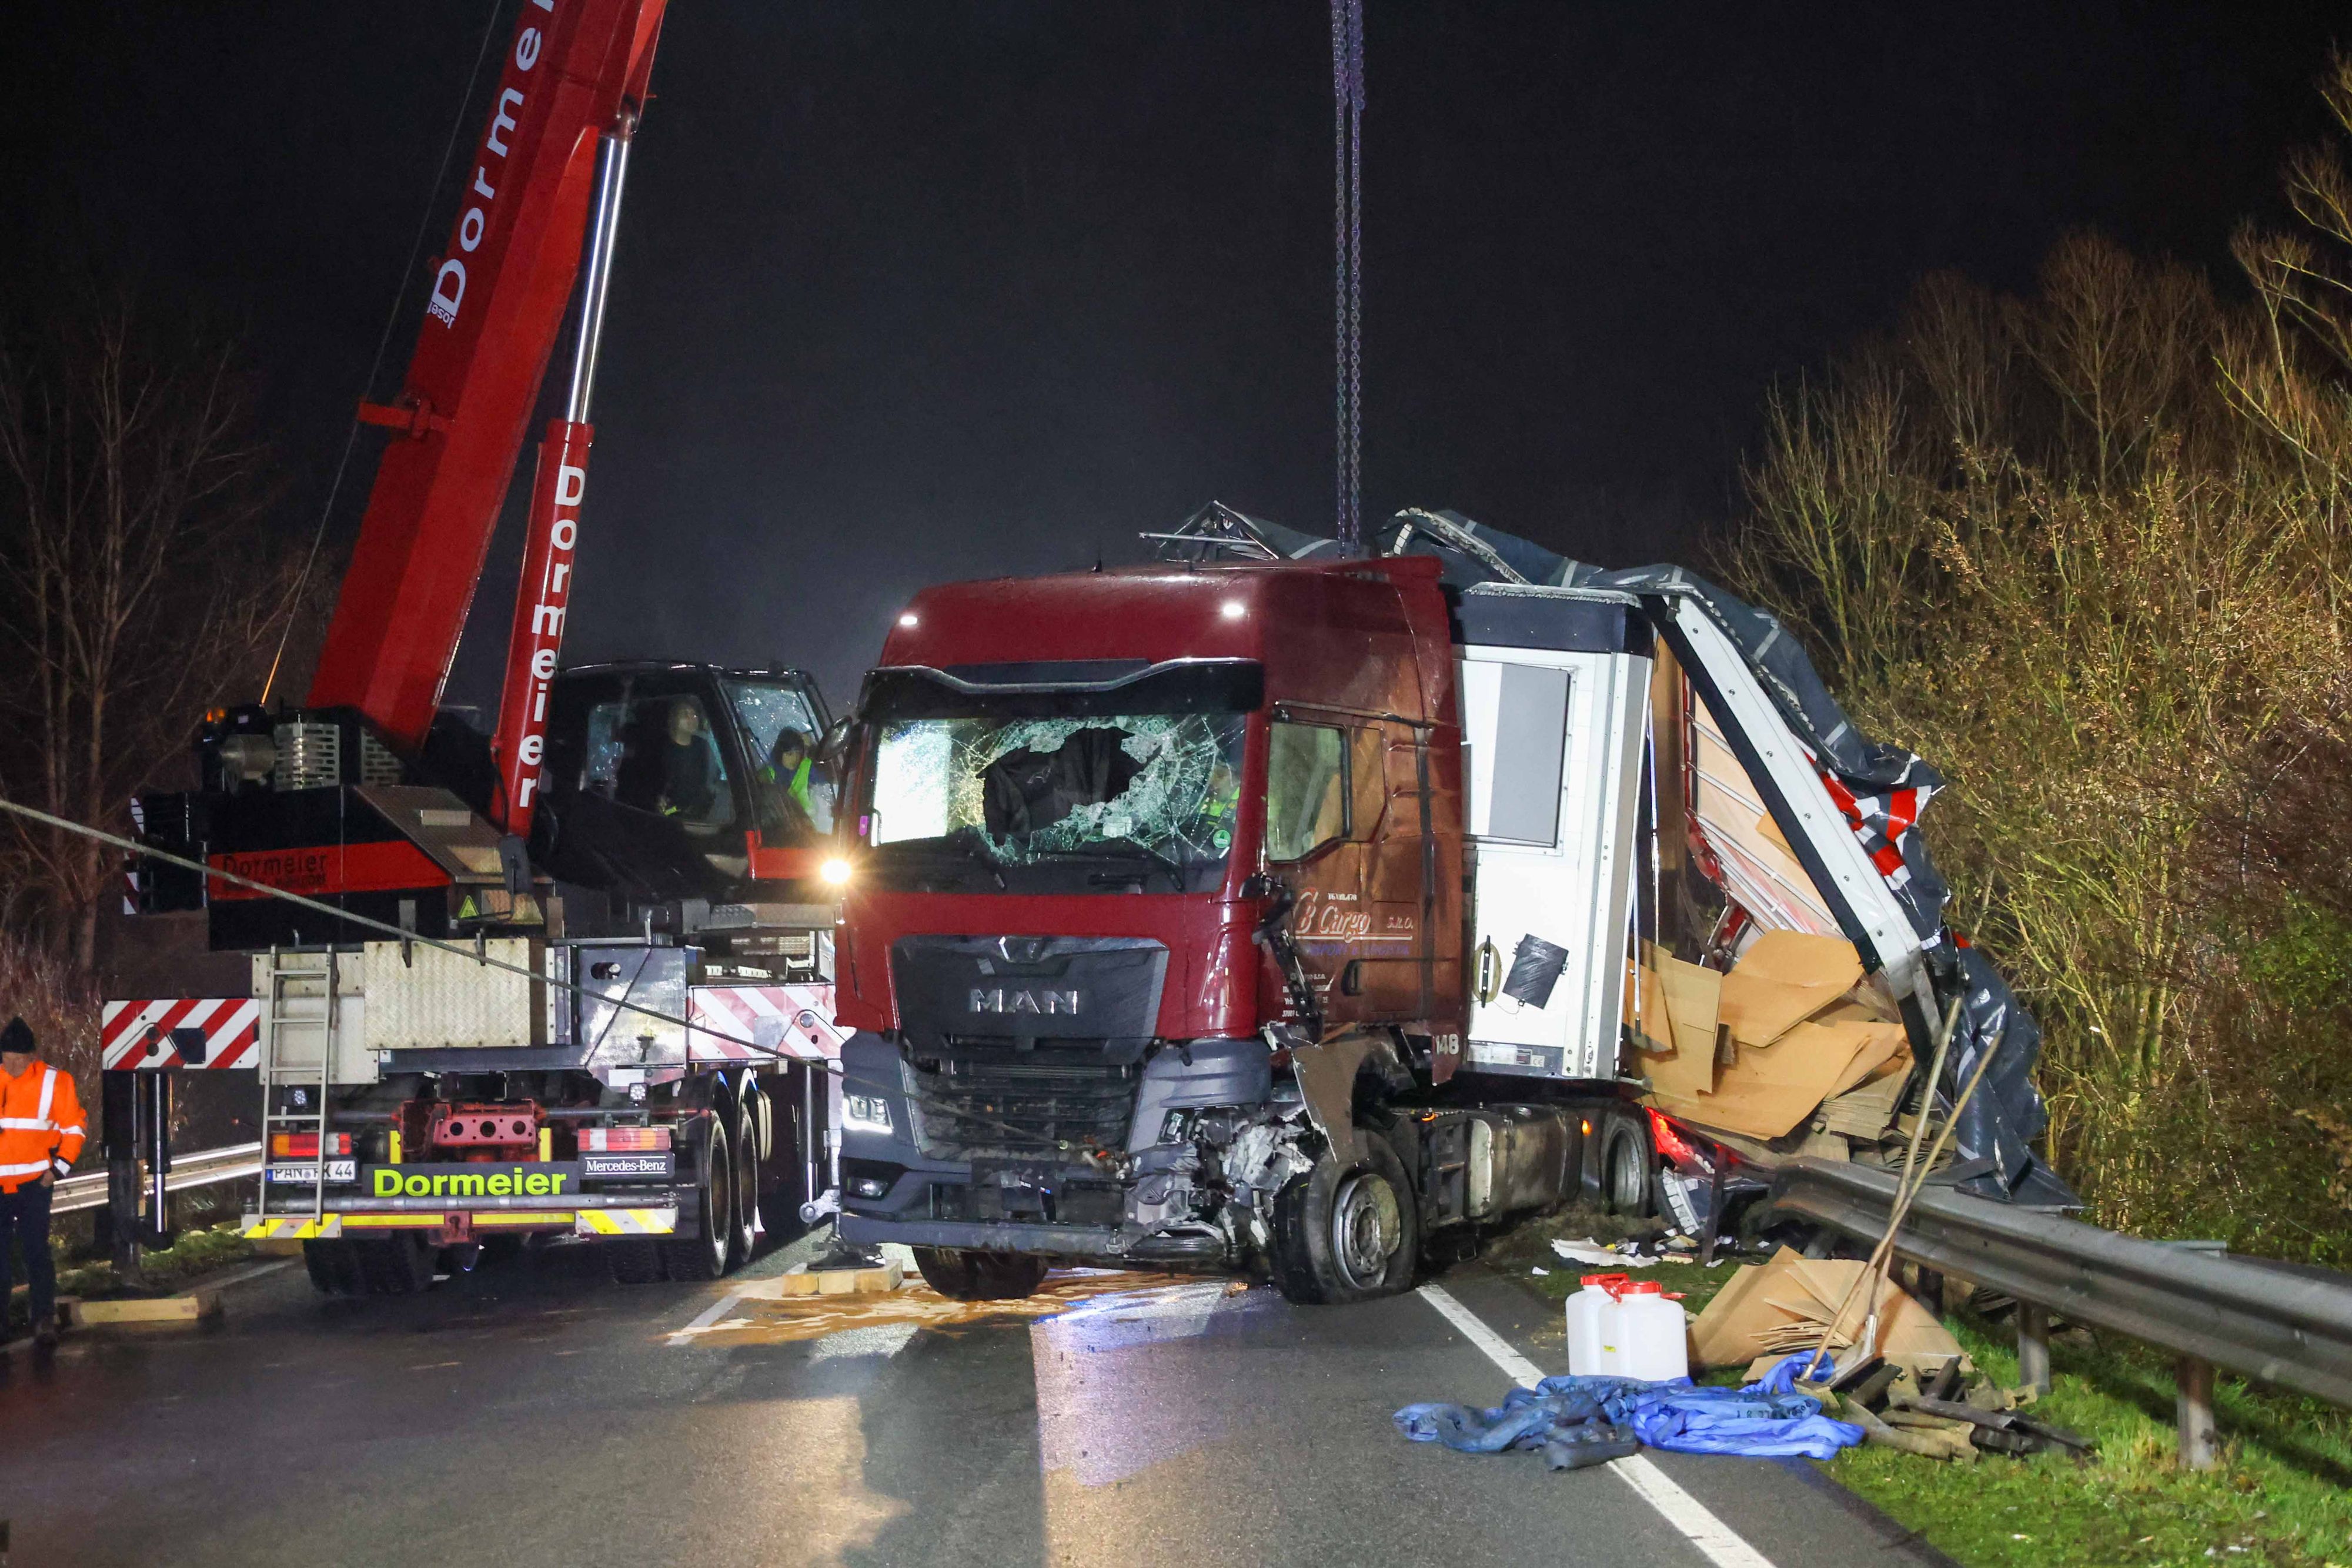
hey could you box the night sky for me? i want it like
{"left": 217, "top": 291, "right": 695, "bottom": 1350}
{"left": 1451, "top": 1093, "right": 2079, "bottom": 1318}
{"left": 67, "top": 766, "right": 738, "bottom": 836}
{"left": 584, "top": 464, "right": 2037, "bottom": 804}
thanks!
{"left": 6, "top": 1, "right": 2343, "bottom": 713}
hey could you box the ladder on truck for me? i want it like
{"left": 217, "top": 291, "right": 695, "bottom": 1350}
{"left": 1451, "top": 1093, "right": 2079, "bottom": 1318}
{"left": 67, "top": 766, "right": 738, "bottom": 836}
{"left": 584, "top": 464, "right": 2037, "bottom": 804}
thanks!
{"left": 253, "top": 949, "right": 342, "bottom": 1226}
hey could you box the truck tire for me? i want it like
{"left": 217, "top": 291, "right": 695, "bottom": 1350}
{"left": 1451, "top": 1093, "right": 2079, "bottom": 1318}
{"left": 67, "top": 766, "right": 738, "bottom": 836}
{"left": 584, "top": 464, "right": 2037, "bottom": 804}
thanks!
{"left": 1269, "top": 1128, "right": 1421, "bottom": 1306}
{"left": 660, "top": 1118, "right": 736, "bottom": 1282}
{"left": 1600, "top": 1116, "right": 1652, "bottom": 1218}
{"left": 356, "top": 1233, "right": 435, "bottom": 1295}
{"left": 911, "top": 1247, "right": 1050, "bottom": 1300}
{"left": 607, "top": 1238, "right": 665, "bottom": 1285}
{"left": 302, "top": 1239, "right": 363, "bottom": 1296}
{"left": 729, "top": 1098, "right": 761, "bottom": 1269}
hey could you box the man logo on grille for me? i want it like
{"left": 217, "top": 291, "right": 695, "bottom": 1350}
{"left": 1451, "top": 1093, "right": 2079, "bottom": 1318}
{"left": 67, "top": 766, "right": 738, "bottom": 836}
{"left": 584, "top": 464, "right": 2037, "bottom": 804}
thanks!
{"left": 968, "top": 988, "right": 1081, "bottom": 1016}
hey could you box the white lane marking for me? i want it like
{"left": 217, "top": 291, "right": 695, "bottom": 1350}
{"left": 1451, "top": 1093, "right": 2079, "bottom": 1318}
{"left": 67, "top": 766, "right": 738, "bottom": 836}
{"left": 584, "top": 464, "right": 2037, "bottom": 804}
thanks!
{"left": 668, "top": 1289, "right": 748, "bottom": 1347}
{"left": 1416, "top": 1283, "right": 1777, "bottom": 1568}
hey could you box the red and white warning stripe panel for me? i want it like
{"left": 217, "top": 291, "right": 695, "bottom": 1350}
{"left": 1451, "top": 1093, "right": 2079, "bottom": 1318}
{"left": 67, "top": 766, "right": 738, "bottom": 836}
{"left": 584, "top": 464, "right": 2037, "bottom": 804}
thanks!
{"left": 686, "top": 984, "right": 846, "bottom": 1063}
{"left": 102, "top": 998, "right": 262, "bottom": 1070}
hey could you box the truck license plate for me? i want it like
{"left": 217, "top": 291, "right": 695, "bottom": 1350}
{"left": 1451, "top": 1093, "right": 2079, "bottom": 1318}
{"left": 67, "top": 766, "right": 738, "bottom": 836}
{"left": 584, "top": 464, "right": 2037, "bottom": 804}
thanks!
{"left": 266, "top": 1159, "right": 356, "bottom": 1185}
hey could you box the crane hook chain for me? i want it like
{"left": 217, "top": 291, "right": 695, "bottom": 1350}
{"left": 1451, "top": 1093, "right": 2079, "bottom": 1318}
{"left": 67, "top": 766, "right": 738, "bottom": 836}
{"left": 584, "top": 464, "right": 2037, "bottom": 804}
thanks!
{"left": 1332, "top": 0, "right": 1365, "bottom": 553}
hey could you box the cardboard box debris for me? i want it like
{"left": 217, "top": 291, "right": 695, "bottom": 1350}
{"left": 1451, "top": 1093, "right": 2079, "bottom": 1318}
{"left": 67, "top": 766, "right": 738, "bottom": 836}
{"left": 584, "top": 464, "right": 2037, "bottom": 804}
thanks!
{"left": 1690, "top": 1246, "right": 1961, "bottom": 1373}
{"left": 1635, "top": 944, "right": 1725, "bottom": 1100}
{"left": 1818, "top": 1054, "right": 1912, "bottom": 1139}
{"left": 1636, "top": 930, "right": 1910, "bottom": 1141}
{"left": 1716, "top": 931, "right": 1865, "bottom": 1048}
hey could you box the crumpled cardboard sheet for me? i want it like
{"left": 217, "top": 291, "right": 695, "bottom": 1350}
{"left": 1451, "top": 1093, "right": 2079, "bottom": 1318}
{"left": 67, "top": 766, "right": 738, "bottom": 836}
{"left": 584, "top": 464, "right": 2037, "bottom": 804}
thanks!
{"left": 1689, "top": 1246, "right": 1960, "bottom": 1373}
{"left": 1638, "top": 932, "right": 1909, "bottom": 1139}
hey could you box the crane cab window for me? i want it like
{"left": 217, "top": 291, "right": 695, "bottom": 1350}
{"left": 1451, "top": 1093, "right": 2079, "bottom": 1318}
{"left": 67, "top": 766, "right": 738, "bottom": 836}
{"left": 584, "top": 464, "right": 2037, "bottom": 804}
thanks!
{"left": 592, "top": 693, "right": 736, "bottom": 834}
{"left": 1266, "top": 721, "right": 1348, "bottom": 862}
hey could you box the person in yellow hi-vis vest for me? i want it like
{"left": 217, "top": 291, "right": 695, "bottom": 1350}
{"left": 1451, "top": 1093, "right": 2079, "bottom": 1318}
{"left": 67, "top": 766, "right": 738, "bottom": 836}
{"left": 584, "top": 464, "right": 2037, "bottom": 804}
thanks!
{"left": 1, "top": 1017, "right": 83, "bottom": 1347}
{"left": 757, "top": 728, "right": 835, "bottom": 840}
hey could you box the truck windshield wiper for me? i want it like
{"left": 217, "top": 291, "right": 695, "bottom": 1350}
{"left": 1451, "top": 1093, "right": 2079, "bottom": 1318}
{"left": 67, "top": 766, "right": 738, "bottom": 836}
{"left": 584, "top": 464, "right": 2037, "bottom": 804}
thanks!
{"left": 873, "top": 830, "right": 1007, "bottom": 890}
{"left": 1036, "top": 841, "right": 1187, "bottom": 891}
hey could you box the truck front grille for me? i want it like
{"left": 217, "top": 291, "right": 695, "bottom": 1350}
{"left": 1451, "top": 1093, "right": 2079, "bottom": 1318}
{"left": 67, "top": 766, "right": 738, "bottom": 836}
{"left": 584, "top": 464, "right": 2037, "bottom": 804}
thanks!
{"left": 907, "top": 1044, "right": 1137, "bottom": 1159}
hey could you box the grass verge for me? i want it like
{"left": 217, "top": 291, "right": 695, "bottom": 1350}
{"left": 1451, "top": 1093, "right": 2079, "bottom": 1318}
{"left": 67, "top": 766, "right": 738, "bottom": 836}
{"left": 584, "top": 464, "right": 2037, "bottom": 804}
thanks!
{"left": 1485, "top": 1213, "right": 2352, "bottom": 1567}
{"left": 56, "top": 1222, "right": 256, "bottom": 1300}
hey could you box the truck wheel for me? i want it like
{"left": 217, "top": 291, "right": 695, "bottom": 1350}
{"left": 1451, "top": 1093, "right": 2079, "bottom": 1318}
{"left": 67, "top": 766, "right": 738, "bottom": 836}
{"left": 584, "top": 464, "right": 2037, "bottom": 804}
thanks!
{"left": 302, "top": 1239, "right": 362, "bottom": 1296}
{"left": 1600, "top": 1116, "right": 1652, "bottom": 1218}
{"left": 660, "top": 1118, "right": 736, "bottom": 1282}
{"left": 911, "top": 1248, "right": 1050, "bottom": 1300}
{"left": 608, "top": 1238, "right": 665, "bottom": 1285}
{"left": 356, "top": 1233, "right": 435, "bottom": 1295}
{"left": 1269, "top": 1128, "right": 1421, "bottom": 1305}
{"left": 730, "top": 1100, "right": 761, "bottom": 1269}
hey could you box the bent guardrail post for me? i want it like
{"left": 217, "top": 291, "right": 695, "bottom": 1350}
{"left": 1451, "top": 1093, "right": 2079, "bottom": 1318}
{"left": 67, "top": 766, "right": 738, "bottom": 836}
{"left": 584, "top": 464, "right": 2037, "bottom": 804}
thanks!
{"left": 1767, "top": 1158, "right": 2352, "bottom": 1473}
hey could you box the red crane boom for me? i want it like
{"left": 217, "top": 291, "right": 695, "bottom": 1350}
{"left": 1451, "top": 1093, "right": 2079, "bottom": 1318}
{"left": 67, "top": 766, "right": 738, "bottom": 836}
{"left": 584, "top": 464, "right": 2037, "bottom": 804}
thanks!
{"left": 306, "top": 0, "right": 666, "bottom": 831}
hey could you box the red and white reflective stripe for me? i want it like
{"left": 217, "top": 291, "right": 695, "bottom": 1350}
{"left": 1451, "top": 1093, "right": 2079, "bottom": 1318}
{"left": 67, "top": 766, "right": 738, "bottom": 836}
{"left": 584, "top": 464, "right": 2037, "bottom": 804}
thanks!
{"left": 685, "top": 984, "right": 846, "bottom": 1063}
{"left": 101, "top": 998, "right": 262, "bottom": 1070}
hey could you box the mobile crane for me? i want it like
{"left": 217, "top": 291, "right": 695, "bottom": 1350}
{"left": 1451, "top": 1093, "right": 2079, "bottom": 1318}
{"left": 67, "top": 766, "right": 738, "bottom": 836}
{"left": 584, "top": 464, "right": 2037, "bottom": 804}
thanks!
{"left": 103, "top": 0, "right": 844, "bottom": 1290}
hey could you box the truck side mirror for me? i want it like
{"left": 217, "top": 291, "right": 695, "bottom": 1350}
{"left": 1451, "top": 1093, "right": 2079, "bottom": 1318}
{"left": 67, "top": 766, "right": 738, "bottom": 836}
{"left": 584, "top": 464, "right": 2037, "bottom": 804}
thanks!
{"left": 816, "top": 716, "right": 855, "bottom": 769}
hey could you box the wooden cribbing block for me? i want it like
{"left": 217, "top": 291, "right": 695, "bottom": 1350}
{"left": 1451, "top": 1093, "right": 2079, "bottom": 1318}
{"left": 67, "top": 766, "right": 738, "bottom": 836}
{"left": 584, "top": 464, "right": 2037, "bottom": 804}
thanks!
{"left": 777, "top": 1261, "right": 903, "bottom": 1296}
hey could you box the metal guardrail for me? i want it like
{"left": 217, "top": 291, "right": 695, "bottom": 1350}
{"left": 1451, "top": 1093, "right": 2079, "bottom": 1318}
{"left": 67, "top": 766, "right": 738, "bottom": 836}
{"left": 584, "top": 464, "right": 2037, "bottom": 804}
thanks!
{"left": 53, "top": 1142, "right": 263, "bottom": 1216}
{"left": 1768, "top": 1158, "right": 2352, "bottom": 1465}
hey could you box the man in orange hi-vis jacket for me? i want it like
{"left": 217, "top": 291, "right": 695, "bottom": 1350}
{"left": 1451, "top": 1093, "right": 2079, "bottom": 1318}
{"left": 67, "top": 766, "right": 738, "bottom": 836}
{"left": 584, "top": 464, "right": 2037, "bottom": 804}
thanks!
{"left": 1, "top": 1016, "right": 83, "bottom": 1346}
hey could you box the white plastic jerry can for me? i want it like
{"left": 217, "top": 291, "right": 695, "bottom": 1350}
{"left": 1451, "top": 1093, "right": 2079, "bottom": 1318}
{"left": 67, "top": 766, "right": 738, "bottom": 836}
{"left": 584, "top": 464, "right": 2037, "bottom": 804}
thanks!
{"left": 1566, "top": 1273, "right": 1628, "bottom": 1376}
{"left": 1612, "top": 1279, "right": 1689, "bottom": 1382}
{"left": 1566, "top": 1273, "right": 1688, "bottom": 1381}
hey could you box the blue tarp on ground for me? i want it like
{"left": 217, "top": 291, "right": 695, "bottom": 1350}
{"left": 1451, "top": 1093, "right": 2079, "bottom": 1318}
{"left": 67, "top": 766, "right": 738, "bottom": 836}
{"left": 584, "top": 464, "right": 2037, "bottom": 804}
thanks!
{"left": 1395, "top": 1370, "right": 1866, "bottom": 1463}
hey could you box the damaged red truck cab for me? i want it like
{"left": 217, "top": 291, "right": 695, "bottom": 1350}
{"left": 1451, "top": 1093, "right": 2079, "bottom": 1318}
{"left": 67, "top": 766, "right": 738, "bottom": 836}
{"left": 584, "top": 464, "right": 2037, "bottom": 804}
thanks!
{"left": 836, "top": 554, "right": 1465, "bottom": 1049}
{"left": 829, "top": 553, "right": 1641, "bottom": 1302}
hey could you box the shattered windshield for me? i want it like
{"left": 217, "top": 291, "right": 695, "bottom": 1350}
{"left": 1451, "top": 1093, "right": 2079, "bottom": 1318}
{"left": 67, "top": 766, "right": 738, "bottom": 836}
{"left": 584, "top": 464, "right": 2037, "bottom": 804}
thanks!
{"left": 857, "top": 662, "right": 1257, "bottom": 894}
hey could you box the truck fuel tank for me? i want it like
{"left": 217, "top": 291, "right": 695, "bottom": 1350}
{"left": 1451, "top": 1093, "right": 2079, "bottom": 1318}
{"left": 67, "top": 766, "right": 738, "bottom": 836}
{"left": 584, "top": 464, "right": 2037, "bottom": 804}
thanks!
{"left": 1418, "top": 1105, "right": 1576, "bottom": 1225}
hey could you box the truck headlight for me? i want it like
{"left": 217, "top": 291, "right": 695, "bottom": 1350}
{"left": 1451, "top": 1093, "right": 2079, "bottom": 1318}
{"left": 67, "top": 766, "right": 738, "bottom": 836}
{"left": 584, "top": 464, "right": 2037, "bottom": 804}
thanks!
{"left": 820, "top": 857, "right": 854, "bottom": 887}
{"left": 843, "top": 1093, "right": 894, "bottom": 1135}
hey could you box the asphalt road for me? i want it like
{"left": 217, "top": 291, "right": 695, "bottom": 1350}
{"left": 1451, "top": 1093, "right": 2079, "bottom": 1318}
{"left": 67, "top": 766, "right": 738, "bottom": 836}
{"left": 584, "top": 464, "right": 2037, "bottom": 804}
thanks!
{"left": 2, "top": 1241, "right": 1949, "bottom": 1567}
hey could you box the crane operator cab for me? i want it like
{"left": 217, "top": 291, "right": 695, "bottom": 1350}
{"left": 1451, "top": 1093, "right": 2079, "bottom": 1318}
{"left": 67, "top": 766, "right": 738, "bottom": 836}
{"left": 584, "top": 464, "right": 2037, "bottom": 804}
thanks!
{"left": 537, "top": 663, "right": 836, "bottom": 891}
{"left": 133, "top": 661, "right": 836, "bottom": 957}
